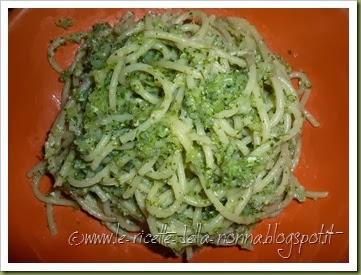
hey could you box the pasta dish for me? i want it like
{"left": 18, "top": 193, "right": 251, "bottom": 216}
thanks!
{"left": 29, "top": 11, "right": 327, "bottom": 259}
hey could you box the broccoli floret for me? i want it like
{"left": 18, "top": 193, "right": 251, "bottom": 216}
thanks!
{"left": 85, "top": 23, "right": 115, "bottom": 70}
{"left": 222, "top": 154, "right": 263, "bottom": 188}
{"left": 84, "top": 86, "right": 109, "bottom": 119}
{"left": 184, "top": 71, "right": 248, "bottom": 128}
{"left": 55, "top": 17, "right": 73, "bottom": 29}
{"left": 73, "top": 131, "right": 98, "bottom": 154}
{"left": 135, "top": 121, "right": 179, "bottom": 160}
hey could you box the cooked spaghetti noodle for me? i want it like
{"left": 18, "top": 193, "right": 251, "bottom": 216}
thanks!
{"left": 29, "top": 11, "right": 327, "bottom": 257}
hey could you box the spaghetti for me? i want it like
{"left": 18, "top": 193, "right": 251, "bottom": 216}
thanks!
{"left": 29, "top": 11, "right": 327, "bottom": 258}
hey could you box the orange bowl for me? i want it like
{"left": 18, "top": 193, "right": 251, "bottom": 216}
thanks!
{"left": 9, "top": 8, "right": 349, "bottom": 263}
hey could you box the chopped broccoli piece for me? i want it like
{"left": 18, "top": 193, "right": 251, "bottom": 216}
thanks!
{"left": 55, "top": 17, "right": 73, "bottom": 29}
